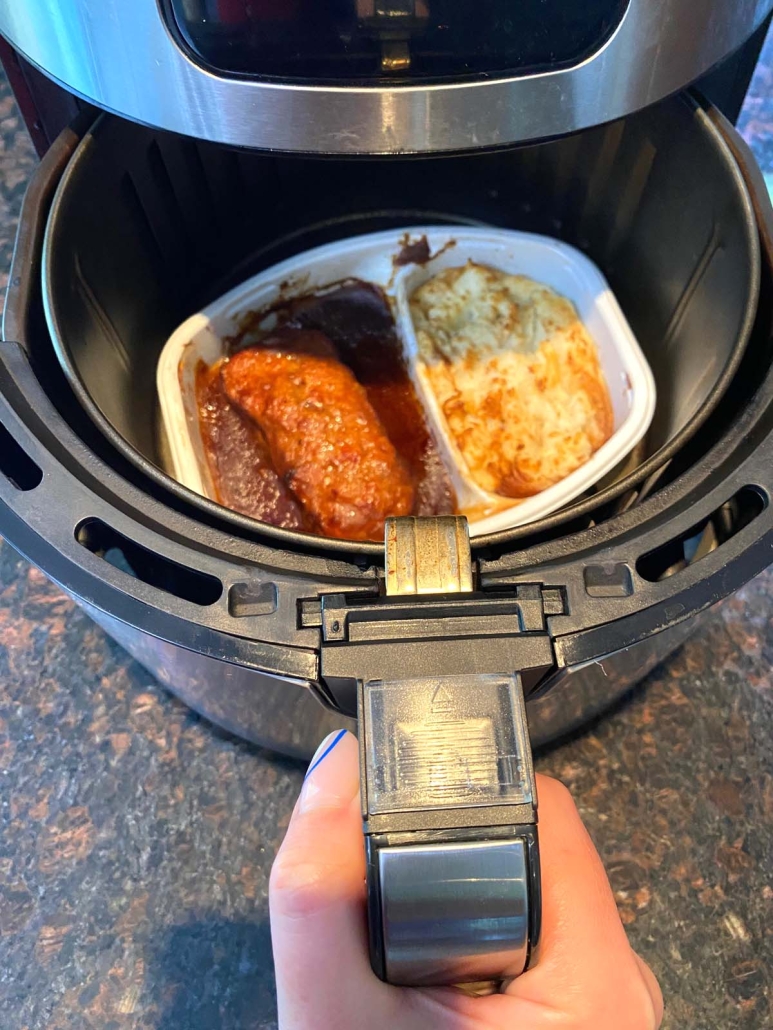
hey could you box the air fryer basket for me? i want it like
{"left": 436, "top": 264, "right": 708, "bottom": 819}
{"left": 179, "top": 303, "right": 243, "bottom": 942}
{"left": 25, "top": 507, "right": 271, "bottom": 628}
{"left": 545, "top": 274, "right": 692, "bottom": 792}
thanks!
{"left": 2, "top": 96, "right": 773, "bottom": 755}
{"left": 41, "top": 92, "right": 759, "bottom": 555}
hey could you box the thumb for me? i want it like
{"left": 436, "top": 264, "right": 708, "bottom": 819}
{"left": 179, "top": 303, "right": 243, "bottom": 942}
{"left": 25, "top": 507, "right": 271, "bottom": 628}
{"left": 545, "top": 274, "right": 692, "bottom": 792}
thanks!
{"left": 269, "top": 730, "right": 395, "bottom": 1029}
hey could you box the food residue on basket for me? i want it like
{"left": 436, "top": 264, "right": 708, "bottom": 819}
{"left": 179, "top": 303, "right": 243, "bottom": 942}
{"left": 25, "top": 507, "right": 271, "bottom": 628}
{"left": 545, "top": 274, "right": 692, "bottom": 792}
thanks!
{"left": 394, "top": 234, "right": 432, "bottom": 268}
{"left": 392, "top": 233, "right": 457, "bottom": 273}
{"left": 410, "top": 261, "right": 614, "bottom": 498}
{"left": 195, "top": 280, "right": 457, "bottom": 541}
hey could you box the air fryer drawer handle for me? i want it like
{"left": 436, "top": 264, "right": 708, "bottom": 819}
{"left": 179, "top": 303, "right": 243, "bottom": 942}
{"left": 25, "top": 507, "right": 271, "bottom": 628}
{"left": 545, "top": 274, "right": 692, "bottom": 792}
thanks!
{"left": 359, "top": 517, "right": 542, "bottom": 987}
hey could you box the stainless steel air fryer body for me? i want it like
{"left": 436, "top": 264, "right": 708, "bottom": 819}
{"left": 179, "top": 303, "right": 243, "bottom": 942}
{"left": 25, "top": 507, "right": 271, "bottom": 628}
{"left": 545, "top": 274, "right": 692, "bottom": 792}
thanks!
{"left": 0, "top": 0, "right": 771, "bottom": 153}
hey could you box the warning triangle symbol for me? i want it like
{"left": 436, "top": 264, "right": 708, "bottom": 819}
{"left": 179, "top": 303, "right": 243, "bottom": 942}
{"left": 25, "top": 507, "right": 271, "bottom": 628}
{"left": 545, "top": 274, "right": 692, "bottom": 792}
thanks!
{"left": 431, "top": 685, "right": 453, "bottom": 710}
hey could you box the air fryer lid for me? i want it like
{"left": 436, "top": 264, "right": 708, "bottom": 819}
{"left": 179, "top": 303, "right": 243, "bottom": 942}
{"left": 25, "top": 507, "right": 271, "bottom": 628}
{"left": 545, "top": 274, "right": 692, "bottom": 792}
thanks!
{"left": 41, "top": 93, "right": 759, "bottom": 555}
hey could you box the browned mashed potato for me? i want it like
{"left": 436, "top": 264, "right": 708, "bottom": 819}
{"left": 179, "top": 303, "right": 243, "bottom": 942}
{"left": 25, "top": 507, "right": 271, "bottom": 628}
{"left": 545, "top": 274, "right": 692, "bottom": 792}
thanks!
{"left": 410, "top": 261, "right": 614, "bottom": 498}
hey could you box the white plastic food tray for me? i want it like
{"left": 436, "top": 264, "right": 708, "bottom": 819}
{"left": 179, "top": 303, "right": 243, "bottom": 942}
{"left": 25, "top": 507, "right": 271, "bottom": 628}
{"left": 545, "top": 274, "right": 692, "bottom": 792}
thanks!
{"left": 157, "top": 226, "right": 656, "bottom": 538}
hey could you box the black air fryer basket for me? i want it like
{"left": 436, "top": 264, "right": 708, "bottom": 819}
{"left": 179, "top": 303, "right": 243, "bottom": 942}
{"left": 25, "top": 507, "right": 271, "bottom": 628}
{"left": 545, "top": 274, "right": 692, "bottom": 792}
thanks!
{"left": 43, "top": 94, "right": 759, "bottom": 553}
{"left": 1, "top": 92, "right": 773, "bottom": 756}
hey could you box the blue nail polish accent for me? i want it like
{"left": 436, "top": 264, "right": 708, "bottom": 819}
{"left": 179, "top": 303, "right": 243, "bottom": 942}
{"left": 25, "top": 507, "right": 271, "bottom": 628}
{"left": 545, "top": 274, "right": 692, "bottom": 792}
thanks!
{"left": 304, "top": 728, "right": 347, "bottom": 781}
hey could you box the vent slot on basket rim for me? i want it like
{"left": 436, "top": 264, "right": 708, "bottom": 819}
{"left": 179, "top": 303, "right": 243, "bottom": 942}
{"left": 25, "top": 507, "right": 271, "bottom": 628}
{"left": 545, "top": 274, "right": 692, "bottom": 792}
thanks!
{"left": 636, "top": 486, "right": 767, "bottom": 583}
{"left": 76, "top": 517, "right": 223, "bottom": 606}
{"left": 0, "top": 420, "right": 43, "bottom": 491}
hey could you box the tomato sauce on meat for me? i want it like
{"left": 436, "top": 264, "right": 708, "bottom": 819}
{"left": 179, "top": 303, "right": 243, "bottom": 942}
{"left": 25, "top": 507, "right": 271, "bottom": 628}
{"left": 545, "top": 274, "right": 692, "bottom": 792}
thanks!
{"left": 283, "top": 282, "right": 456, "bottom": 517}
{"left": 194, "top": 279, "right": 457, "bottom": 540}
{"left": 195, "top": 359, "right": 307, "bottom": 530}
{"left": 221, "top": 330, "right": 414, "bottom": 541}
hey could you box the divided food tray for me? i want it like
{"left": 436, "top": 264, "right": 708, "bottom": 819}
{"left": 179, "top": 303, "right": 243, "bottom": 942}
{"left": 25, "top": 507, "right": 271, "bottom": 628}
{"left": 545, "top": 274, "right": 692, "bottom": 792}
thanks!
{"left": 157, "top": 226, "right": 656, "bottom": 539}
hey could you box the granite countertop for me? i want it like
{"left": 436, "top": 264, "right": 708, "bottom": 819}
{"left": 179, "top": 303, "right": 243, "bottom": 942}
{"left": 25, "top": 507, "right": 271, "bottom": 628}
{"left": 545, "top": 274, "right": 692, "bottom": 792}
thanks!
{"left": 2, "top": 45, "right": 773, "bottom": 1030}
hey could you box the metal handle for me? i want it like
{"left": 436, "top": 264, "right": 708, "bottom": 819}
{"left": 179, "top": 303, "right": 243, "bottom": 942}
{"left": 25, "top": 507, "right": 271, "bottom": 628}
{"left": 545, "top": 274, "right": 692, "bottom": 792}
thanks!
{"left": 377, "top": 837, "right": 531, "bottom": 985}
{"left": 359, "top": 517, "right": 542, "bottom": 987}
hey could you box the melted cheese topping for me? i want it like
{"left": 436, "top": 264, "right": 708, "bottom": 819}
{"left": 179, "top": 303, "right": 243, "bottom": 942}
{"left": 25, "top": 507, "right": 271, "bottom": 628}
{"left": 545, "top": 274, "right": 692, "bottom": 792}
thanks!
{"left": 410, "top": 262, "right": 614, "bottom": 498}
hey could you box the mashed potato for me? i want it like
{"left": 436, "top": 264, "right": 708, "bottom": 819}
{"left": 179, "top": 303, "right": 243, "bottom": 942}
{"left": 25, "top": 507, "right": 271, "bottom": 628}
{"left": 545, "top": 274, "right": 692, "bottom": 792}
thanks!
{"left": 410, "top": 262, "right": 614, "bottom": 498}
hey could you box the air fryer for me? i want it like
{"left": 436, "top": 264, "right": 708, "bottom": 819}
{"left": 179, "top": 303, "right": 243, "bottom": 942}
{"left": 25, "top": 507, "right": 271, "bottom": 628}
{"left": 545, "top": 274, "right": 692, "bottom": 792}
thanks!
{"left": 0, "top": 2, "right": 772, "bottom": 756}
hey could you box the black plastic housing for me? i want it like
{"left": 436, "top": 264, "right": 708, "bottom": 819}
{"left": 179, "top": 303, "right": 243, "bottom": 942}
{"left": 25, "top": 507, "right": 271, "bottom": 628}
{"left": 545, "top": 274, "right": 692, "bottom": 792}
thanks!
{"left": 165, "top": 0, "right": 627, "bottom": 84}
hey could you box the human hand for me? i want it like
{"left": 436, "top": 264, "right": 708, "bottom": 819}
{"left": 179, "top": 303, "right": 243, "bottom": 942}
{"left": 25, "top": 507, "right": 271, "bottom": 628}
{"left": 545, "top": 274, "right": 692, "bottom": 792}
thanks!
{"left": 270, "top": 729, "right": 663, "bottom": 1029}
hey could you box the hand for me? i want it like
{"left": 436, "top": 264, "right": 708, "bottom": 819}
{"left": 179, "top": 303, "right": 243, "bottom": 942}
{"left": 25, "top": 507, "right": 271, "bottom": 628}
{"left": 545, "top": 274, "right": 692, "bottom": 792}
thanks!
{"left": 270, "top": 730, "right": 663, "bottom": 1029}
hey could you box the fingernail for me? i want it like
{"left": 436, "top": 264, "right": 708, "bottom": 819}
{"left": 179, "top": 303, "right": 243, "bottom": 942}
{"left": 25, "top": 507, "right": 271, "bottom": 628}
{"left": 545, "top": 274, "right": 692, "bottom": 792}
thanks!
{"left": 298, "top": 729, "right": 354, "bottom": 814}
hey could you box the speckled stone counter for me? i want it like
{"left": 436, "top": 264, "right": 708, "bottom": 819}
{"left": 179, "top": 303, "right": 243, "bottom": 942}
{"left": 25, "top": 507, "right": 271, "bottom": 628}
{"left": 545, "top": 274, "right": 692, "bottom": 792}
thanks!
{"left": 2, "top": 46, "right": 773, "bottom": 1030}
